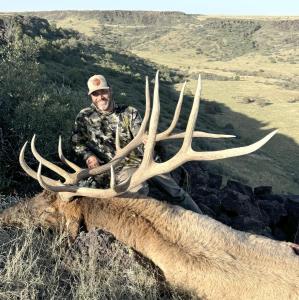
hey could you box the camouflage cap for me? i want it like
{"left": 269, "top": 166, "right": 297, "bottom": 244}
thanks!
{"left": 87, "top": 75, "right": 110, "bottom": 95}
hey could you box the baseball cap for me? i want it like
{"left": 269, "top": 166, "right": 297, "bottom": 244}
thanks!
{"left": 87, "top": 75, "right": 110, "bottom": 95}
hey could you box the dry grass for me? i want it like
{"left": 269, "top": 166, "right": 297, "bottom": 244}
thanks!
{"left": 131, "top": 50, "right": 299, "bottom": 193}
{"left": 55, "top": 17, "right": 100, "bottom": 37}
{"left": 0, "top": 196, "right": 192, "bottom": 300}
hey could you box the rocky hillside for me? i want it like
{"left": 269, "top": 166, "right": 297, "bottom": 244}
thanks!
{"left": 176, "top": 162, "right": 299, "bottom": 243}
{"left": 22, "top": 11, "right": 299, "bottom": 62}
{"left": 26, "top": 10, "right": 197, "bottom": 26}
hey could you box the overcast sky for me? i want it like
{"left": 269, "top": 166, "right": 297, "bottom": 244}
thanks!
{"left": 0, "top": 0, "right": 298, "bottom": 15}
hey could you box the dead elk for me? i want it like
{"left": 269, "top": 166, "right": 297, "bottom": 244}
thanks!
{"left": 1, "top": 73, "right": 298, "bottom": 300}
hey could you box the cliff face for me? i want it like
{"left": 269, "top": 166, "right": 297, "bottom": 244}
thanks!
{"left": 24, "top": 10, "right": 195, "bottom": 26}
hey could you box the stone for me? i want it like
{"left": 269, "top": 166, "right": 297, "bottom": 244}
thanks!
{"left": 207, "top": 173, "right": 222, "bottom": 189}
{"left": 254, "top": 186, "right": 272, "bottom": 196}
{"left": 226, "top": 180, "right": 253, "bottom": 199}
{"left": 220, "top": 188, "right": 253, "bottom": 216}
{"left": 258, "top": 200, "right": 287, "bottom": 225}
{"left": 231, "top": 216, "right": 272, "bottom": 237}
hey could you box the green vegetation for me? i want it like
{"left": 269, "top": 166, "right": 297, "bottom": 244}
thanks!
{"left": 0, "top": 15, "right": 186, "bottom": 193}
{"left": 0, "top": 12, "right": 298, "bottom": 194}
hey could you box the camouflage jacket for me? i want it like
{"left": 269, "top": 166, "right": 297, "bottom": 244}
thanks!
{"left": 71, "top": 103, "right": 144, "bottom": 170}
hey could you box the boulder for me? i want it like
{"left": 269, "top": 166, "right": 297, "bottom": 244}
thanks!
{"left": 231, "top": 216, "right": 271, "bottom": 237}
{"left": 226, "top": 180, "right": 254, "bottom": 199}
{"left": 257, "top": 193, "right": 286, "bottom": 204}
{"left": 254, "top": 186, "right": 272, "bottom": 197}
{"left": 193, "top": 191, "right": 221, "bottom": 215}
{"left": 207, "top": 173, "right": 222, "bottom": 189}
{"left": 257, "top": 200, "right": 287, "bottom": 225}
{"left": 220, "top": 188, "right": 257, "bottom": 216}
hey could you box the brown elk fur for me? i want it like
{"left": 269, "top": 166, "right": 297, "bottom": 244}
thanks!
{"left": 1, "top": 190, "right": 299, "bottom": 299}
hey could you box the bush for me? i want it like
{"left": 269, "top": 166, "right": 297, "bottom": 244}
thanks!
{"left": 0, "top": 28, "right": 87, "bottom": 192}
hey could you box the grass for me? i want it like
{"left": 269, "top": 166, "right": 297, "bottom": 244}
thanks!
{"left": 54, "top": 17, "right": 100, "bottom": 37}
{"left": 130, "top": 51, "right": 299, "bottom": 193}
{"left": 0, "top": 196, "right": 192, "bottom": 300}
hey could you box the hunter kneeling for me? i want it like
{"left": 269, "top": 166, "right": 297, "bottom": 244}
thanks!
{"left": 71, "top": 74, "right": 202, "bottom": 213}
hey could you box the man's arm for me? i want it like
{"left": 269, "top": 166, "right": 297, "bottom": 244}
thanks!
{"left": 71, "top": 113, "right": 99, "bottom": 169}
{"left": 128, "top": 106, "right": 143, "bottom": 137}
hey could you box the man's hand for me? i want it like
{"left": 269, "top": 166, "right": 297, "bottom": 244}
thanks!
{"left": 86, "top": 155, "right": 100, "bottom": 169}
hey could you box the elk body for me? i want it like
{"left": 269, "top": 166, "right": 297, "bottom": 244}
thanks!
{"left": 1, "top": 73, "right": 298, "bottom": 299}
{"left": 1, "top": 191, "right": 299, "bottom": 299}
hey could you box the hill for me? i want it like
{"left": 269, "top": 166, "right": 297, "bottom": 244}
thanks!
{"left": 0, "top": 14, "right": 190, "bottom": 193}
{"left": 0, "top": 12, "right": 298, "bottom": 193}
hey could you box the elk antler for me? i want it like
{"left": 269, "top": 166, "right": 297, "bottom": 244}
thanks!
{"left": 81, "top": 76, "right": 234, "bottom": 179}
{"left": 20, "top": 72, "right": 277, "bottom": 200}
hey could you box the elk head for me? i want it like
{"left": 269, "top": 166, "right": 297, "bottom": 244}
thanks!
{"left": 0, "top": 190, "right": 64, "bottom": 228}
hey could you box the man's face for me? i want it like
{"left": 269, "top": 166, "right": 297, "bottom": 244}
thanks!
{"left": 90, "top": 89, "right": 113, "bottom": 112}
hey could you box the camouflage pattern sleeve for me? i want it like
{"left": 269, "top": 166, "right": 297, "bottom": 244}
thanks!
{"left": 128, "top": 106, "right": 143, "bottom": 137}
{"left": 71, "top": 112, "right": 94, "bottom": 161}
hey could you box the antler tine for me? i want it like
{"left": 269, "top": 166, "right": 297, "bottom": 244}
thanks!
{"left": 141, "top": 71, "right": 160, "bottom": 167}
{"left": 58, "top": 136, "right": 82, "bottom": 173}
{"left": 155, "top": 77, "right": 235, "bottom": 141}
{"left": 20, "top": 141, "right": 39, "bottom": 180}
{"left": 157, "top": 131, "right": 236, "bottom": 141}
{"left": 19, "top": 141, "right": 59, "bottom": 186}
{"left": 31, "top": 135, "right": 71, "bottom": 181}
{"left": 37, "top": 162, "right": 50, "bottom": 191}
{"left": 188, "top": 130, "right": 278, "bottom": 161}
{"left": 110, "top": 165, "right": 115, "bottom": 190}
{"left": 140, "top": 75, "right": 151, "bottom": 136}
{"left": 181, "top": 74, "right": 202, "bottom": 152}
{"left": 115, "top": 125, "right": 121, "bottom": 153}
{"left": 158, "top": 81, "right": 186, "bottom": 139}
{"left": 37, "top": 161, "right": 77, "bottom": 193}
{"left": 36, "top": 160, "right": 123, "bottom": 198}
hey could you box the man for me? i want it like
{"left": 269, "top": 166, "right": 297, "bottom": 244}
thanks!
{"left": 71, "top": 74, "right": 202, "bottom": 213}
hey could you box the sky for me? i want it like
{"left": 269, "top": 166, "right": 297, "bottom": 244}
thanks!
{"left": 0, "top": 0, "right": 298, "bottom": 16}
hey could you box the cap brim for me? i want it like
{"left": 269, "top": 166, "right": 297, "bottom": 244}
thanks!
{"left": 88, "top": 87, "right": 110, "bottom": 95}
